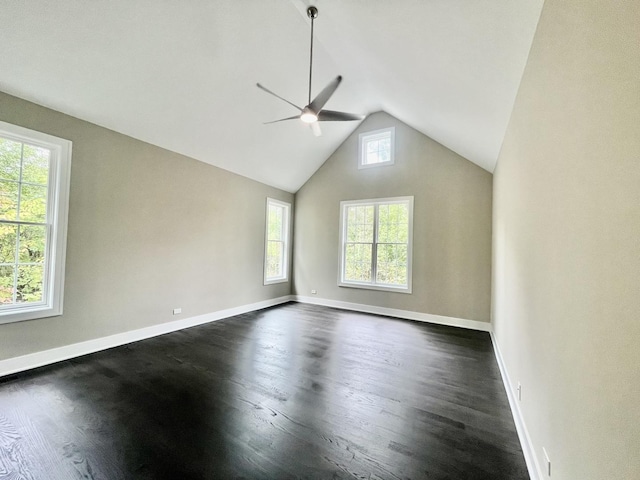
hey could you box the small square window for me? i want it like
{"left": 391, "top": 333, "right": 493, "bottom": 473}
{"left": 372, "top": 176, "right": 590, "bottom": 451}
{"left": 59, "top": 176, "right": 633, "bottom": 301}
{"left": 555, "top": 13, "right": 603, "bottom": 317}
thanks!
{"left": 358, "top": 127, "right": 395, "bottom": 169}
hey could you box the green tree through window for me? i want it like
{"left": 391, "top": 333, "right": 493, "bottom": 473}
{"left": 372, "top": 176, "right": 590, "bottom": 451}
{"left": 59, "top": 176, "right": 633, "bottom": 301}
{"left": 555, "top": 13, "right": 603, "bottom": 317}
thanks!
{"left": 264, "top": 198, "right": 290, "bottom": 284}
{"left": 340, "top": 197, "right": 413, "bottom": 292}
{"left": 0, "top": 121, "right": 71, "bottom": 325}
{"left": 0, "top": 137, "right": 50, "bottom": 305}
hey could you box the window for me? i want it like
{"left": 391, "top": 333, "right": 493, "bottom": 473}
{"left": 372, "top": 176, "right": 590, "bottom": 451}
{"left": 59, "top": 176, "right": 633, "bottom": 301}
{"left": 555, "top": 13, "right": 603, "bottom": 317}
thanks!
{"left": 358, "top": 127, "right": 395, "bottom": 168}
{"left": 264, "top": 198, "right": 291, "bottom": 284}
{"left": 0, "top": 121, "right": 72, "bottom": 324}
{"left": 339, "top": 196, "right": 413, "bottom": 292}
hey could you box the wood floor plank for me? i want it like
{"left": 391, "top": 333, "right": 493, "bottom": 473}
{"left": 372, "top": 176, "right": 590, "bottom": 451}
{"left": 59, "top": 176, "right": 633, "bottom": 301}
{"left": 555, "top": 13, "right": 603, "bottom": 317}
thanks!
{"left": 0, "top": 302, "right": 528, "bottom": 479}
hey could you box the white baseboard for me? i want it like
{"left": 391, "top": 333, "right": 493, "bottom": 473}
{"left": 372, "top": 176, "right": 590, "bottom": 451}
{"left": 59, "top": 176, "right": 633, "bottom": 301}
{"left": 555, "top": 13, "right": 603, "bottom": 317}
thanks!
{"left": 490, "top": 332, "right": 542, "bottom": 480}
{"left": 292, "top": 295, "right": 492, "bottom": 332}
{"left": 0, "top": 295, "right": 293, "bottom": 378}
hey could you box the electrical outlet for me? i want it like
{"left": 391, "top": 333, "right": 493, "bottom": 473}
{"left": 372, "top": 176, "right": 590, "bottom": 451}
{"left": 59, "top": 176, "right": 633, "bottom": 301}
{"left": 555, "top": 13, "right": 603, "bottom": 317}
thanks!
{"left": 543, "top": 448, "right": 551, "bottom": 476}
{"left": 517, "top": 382, "right": 522, "bottom": 401}
{"left": 311, "top": 289, "right": 317, "bottom": 294}
{"left": 173, "top": 308, "right": 182, "bottom": 315}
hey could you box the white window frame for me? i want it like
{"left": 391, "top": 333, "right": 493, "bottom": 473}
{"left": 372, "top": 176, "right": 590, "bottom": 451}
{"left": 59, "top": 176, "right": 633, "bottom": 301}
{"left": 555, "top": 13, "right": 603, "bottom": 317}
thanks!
{"left": 358, "top": 127, "right": 395, "bottom": 169}
{"left": 263, "top": 197, "right": 291, "bottom": 285}
{"left": 0, "top": 121, "right": 72, "bottom": 324}
{"left": 338, "top": 196, "right": 413, "bottom": 293}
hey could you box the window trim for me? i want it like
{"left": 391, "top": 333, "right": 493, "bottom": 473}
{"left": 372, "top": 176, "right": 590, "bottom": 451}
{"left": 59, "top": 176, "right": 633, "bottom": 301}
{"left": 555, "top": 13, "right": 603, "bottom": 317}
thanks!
{"left": 338, "top": 196, "right": 413, "bottom": 293}
{"left": 0, "top": 121, "right": 72, "bottom": 324}
{"left": 263, "top": 197, "right": 291, "bottom": 285}
{"left": 358, "top": 127, "right": 395, "bottom": 169}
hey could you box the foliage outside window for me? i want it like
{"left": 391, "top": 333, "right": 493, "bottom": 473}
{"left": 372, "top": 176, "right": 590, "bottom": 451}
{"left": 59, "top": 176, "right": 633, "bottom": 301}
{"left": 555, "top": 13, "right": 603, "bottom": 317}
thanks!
{"left": 0, "top": 121, "right": 71, "bottom": 324}
{"left": 339, "top": 197, "right": 413, "bottom": 292}
{"left": 358, "top": 127, "right": 395, "bottom": 168}
{"left": 264, "top": 198, "right": 290, "bottom": 284}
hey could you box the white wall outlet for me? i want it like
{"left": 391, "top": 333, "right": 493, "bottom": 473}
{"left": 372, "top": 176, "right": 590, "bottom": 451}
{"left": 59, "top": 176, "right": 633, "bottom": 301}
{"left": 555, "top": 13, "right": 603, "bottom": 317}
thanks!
{"left": 517, "top": 382, "right": 522, "bottom": 401}
{"left": 172, "top": 308, "right": 182, "bottom": 315}
{"left": 311, "top": 289, "right": 317, "bottom": 294}
{"left": 543, "top": 447, "right": 551, "bottom": 476}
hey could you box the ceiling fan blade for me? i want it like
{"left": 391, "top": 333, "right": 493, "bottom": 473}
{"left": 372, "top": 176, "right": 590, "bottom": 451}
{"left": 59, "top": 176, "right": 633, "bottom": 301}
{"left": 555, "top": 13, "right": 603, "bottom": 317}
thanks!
{"left": 317, "top": 110, "right": 365, "bottom": 122}
{"left": 264, "top": 115, "right": 301, "bottom": 124}
{"left": 310, "top": 122, "right": 322, "bottom": 137}
{"left": 256, "top": 83, "right": 303, "bottom": 111}
{"left": 309, "top": 76, "right": 342, "bottom": 112}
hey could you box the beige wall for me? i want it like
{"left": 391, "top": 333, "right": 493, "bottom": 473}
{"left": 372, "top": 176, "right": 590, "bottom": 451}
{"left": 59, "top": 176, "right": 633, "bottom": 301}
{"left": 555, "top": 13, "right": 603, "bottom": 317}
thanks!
{"left": 492, "top": 1, "right": 640, "bottom": 479}
{"left": 0, "top": 92, "right": 292, "bottom": 361}
{"left": 294, "top": 112, "right": 493, "bottom": 322}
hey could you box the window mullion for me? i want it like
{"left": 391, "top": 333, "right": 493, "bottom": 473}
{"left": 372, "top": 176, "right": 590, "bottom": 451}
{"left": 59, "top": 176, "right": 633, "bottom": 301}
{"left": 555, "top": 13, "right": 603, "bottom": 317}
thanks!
{"left": 0, "top": 219, "right": 48, "bottom": 227}
{"left": 12, "top": 225, "right": 19, "bottom": 304}
{"left": 12, "top": 143, "right": 24, "bottom": 304}
{"left": 17, "top": 142, "right": 23, "bottom": 221}
{"left": 371, "top": 204, "right": 378, "bottom": 285}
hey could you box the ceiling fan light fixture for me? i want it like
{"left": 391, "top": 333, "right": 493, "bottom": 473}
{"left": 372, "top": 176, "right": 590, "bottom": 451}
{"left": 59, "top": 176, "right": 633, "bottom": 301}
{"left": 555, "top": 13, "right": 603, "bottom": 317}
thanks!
{"left": 300, "top": 110, "right": 318, "bottom": 123}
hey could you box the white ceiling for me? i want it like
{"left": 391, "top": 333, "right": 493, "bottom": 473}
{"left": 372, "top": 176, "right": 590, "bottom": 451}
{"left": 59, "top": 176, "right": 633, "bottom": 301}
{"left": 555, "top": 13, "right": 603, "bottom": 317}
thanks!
{"left": 0, "top": 0, "right": 543, "bottom": 193}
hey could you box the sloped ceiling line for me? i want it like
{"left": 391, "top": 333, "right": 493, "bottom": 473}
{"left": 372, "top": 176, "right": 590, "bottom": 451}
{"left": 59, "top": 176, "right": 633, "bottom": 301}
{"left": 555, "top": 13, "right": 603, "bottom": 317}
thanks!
{"left": 1, "top": 0, "right": 543, "bottom": 192}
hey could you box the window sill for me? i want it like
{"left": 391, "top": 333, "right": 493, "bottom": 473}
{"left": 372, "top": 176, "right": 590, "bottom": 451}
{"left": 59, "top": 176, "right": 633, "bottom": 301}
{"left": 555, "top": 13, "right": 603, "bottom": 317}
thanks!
{"left": 0, "top": 305, "right": 62, "bottom": 325}
{"left": 338, "top": 281, "right": 412, "bottom": 294}
{"left": 264, "top": 278, "right": 289, "bottom": 286}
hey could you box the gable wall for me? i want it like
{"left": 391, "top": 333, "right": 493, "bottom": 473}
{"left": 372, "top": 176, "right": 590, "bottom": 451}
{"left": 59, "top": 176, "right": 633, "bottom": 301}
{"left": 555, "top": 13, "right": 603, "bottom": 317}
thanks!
{"left": 293, "top": 112, "right": 493, "bottom": 323}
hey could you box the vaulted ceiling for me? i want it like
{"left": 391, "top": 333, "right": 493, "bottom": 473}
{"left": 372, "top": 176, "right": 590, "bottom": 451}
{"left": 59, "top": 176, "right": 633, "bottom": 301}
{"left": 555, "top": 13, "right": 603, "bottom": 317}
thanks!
{"left": 0, "top": 0, "right": 543, "bottom": 192}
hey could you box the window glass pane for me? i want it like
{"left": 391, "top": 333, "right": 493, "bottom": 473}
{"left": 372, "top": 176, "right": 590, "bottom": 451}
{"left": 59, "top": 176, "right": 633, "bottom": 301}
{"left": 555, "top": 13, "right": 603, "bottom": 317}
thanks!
{"left": 364, "top": 134, "right": 390, "bottom": 164}
{"left": 355, "top": 206, "right": 363, "bottom": 224}
{"left": 344, "top": 243, "right": 372, "bottom": 282}
{"left": 19, "top": 184, "right": 47, "bottom": 223}
{"left": 346, "top": 206, "right": 374, "bottom": 243}
{"left": 266, "top": 240, "right": 283, "bottom": 278}
{"left": 363, "top": 224, "right": 374, "bottom": 243}
{"left": 389, "top": 203, "right": 400, "bottom": 223}
{"left": 346, "top": 207, "right": 358, "bottom": 242}
{"left": 0, "top": 138, "right": 22, "bottom": 181}
{"left": 268, "top": 205, "right": 283, "bottom": 241}
{"left": 0, "top": 265, "right": 15, "bottom": 304}
{"left": 21, "top": 144, "right": 50, "bottom": 185}
{"left": 378, "top": 204, "right": 389, "bottom": 242}
{"left": 0, "top": 180, "right": 19, "bottom": 221}
{"left": 397, "top": 223, "right": 408, "bottom": 243}
{"left": 360, "top": 129, "right": 394, "bottom": 167}
{"left": 376, "top": 244, "right": 408, "bottom": 286}
{"left": 0, "top": 224, "right": 17, "bottom": 263}
{"left": 16, "top": 264, "right": 44, "bottom": 303}
{"left": 19, "top": 225, "right": 47, "bottom": 264}
{"left": 365, "top": 205, "right": 374, "bottom": 224}
{"left": 378, "top": 218, "right": 389, "bottom": 243}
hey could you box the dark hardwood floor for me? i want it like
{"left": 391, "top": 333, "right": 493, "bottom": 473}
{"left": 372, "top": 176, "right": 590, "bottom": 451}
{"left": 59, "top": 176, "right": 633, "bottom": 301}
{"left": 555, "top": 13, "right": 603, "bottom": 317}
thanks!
{"left": 0, "top": 302, "right": 528, "bottom": 479}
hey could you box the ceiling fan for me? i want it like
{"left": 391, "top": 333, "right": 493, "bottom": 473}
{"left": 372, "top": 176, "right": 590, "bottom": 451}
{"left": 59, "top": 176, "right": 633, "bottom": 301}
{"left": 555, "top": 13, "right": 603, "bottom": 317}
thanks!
{"left": 257, "top": 5, "right": 364, "bottom": 137}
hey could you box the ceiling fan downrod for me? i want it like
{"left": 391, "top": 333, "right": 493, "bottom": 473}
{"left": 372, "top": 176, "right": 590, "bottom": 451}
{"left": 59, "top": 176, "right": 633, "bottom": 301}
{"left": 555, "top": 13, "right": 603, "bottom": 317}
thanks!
{"left": 307, "top": 6, "right": 318, "bottom": 106}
